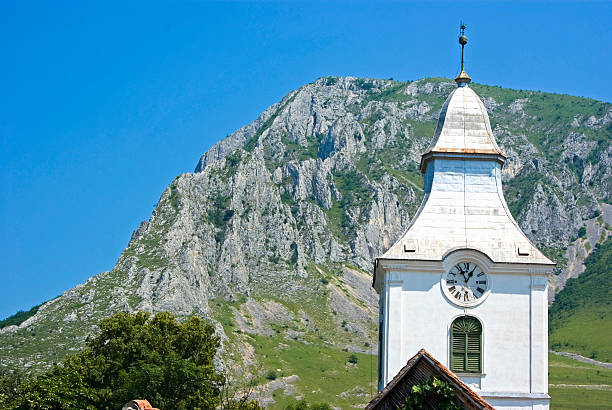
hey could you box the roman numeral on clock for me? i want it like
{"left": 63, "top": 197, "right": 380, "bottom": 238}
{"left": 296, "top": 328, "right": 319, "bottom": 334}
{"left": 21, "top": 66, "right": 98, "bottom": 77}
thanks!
{"left": 447, "top": 279, "right": 456, "bottom": 284}
{"left": 477, "top": 272, "right": 484, "bottom": 277}
{"left": 476, "top": 287, "right": 485, "bottom": 294}
{"left": 476, "top": 280, "right": 486, "bottom": 284}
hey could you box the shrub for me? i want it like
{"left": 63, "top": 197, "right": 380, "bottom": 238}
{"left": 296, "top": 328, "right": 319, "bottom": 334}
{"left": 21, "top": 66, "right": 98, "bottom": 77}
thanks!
{"left": 284, "top": 399, "right": 332, "bottom": 410}
{"left": 400, "top": 376, "right": 460, "bottom": 410}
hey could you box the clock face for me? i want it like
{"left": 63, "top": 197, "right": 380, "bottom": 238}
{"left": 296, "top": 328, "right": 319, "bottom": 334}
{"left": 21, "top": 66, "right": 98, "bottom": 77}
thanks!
{"left": 443, "top": 262, "right": 489, "bottom": 306}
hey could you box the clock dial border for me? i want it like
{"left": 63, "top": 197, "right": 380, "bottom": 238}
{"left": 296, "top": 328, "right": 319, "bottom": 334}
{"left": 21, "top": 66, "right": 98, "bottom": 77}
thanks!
{"left": 441, "top": 261, "right": 491, "bottom": 307}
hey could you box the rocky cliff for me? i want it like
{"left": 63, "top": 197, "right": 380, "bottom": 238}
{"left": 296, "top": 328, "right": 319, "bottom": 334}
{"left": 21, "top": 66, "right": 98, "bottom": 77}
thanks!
{"left": 1, "top": 77, "right": 610, "bottom": 407}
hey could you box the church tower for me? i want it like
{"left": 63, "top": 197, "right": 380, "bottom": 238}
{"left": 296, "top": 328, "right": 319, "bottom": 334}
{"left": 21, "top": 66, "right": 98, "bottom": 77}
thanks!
{"left": 373, "top": 28, "right": 555, "bottom": 409}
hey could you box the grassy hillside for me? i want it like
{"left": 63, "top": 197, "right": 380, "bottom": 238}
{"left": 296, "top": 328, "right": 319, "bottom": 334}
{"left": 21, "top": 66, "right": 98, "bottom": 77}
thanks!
{"left": 549, "top": 238, "right": 612, "bottom": 362}
{"left": 549, "top": 353, "right": 612, "bottom": 409}
{"left": 207, "top": 262, "right": 379, "bottom": 407}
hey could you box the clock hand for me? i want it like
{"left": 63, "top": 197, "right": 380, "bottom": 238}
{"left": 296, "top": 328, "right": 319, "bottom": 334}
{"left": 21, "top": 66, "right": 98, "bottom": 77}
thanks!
{"left": 456, "top": 266, "right": 468, "bottom": 282}
{"left": 466, "top": 266, "right": 477, "bottom": 282}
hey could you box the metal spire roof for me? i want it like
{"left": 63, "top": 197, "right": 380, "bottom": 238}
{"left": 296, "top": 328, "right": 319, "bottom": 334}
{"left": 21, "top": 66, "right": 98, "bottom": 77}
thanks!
{"left": 419, "top": 86, "right": 506, "bottom": 172}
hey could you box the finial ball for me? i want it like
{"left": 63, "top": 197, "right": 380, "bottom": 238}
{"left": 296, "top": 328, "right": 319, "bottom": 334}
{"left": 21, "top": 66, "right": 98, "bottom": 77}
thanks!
{"left": 459, "top": 35, "right": 468, "bottom": 45}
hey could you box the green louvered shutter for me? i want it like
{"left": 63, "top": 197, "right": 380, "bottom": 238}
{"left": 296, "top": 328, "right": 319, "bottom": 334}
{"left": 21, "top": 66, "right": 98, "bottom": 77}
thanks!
{"left": 451, "top": 330, "right": 465, "bottom": 372}
{"left": 466, "top": 331, "right": 481, "bottom": 372}
{"left": 450, "top": 316, "right": 482, "bottom": 373}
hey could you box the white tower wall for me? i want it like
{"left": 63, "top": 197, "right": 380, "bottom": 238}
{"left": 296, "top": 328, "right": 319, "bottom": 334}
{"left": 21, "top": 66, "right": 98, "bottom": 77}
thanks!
{"left": 374, "top": 83, "right": 554, "bottom": 410}
{"left": 377, "top": 263, "right": 550, "bottom": 407}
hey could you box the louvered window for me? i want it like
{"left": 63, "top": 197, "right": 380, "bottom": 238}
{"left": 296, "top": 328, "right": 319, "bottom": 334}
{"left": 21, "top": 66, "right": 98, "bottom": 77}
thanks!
{"left": 450, "top": 316, "right": 482, "bottom": 373}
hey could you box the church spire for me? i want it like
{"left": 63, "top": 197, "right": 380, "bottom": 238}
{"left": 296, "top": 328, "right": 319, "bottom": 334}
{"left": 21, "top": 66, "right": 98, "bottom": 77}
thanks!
{"left": 419, "top": 25, "right": 506, "bottom": 173}
{"left": 455, "top": 23, "right": 471, "bottom": 86}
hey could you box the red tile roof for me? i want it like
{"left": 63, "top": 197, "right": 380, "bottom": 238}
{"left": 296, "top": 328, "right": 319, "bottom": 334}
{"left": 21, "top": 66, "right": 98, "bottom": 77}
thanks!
{"left": 124, "top": 399, "right": 160, "bottom": 410}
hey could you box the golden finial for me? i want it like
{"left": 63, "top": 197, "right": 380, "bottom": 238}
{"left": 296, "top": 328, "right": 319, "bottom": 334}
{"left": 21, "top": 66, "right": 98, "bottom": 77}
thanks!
{"left": 455, "top": 23, "right": 471, "bottom": 86}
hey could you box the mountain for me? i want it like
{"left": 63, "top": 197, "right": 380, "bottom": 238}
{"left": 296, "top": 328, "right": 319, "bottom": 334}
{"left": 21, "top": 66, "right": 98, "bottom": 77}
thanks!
{"left": 549, "top": 237, "right": 612, "bottom": 362}
{"left": 1, "top": 77, "right": 610, "bottom": 407}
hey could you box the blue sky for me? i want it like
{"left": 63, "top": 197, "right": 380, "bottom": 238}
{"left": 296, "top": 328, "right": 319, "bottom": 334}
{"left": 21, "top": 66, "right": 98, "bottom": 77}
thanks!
{"left": 1, "top": 1, "right": 611, "bottom": 318}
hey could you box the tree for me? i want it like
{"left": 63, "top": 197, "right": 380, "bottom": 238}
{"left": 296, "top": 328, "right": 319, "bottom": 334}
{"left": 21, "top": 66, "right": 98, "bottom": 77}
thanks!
{"left": 0, "top": 369, "right": 25, "bottom": 407}
{"left": 5, "top": 311, "right": 262, "bottom": 410}
{"left": 400, "top": 376, "right": 460, "bottom": 410}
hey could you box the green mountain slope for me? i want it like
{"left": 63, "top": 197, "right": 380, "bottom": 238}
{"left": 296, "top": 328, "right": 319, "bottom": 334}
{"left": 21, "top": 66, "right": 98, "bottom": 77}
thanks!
{"left": 549, "top": 353, "right": 612, "bottom": 410}
{"left": 550, "top": 238, "right": 612, "bottom": 362}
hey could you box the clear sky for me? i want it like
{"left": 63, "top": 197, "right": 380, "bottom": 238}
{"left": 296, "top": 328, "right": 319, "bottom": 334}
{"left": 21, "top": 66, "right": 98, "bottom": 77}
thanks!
{"left": 1, "top": 1, "right": 611, "bottom": 319}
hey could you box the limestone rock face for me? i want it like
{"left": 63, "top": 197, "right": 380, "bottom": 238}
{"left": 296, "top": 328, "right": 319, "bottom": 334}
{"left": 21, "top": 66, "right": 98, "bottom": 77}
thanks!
{"left": 1, "top": 78, "right": 610, "bottom": 399}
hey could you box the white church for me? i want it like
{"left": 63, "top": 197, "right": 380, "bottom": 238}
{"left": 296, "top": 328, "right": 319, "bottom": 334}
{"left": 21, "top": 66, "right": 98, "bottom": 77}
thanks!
{"left": 371, "top": 31, "right": 555, "bottom": 409}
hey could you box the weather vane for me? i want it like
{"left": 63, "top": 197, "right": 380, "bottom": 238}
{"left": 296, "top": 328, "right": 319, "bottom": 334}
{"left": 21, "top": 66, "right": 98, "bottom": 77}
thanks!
{"left": 456, "top": 22, "right": 471, "bottom": 86}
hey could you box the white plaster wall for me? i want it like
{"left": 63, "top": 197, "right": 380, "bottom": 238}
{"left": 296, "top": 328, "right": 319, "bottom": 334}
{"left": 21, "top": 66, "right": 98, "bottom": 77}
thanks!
{"left": 530, "top": 275, "right": 549, "bottom": 394}
{"left": 379, "top": 266, "right": 549, "bottom": 408}
{"left": 486, "top": 398, "right": 550, "bottom": 410}
{"left": 479, "top": 273, "right": 531, "bottom": 393}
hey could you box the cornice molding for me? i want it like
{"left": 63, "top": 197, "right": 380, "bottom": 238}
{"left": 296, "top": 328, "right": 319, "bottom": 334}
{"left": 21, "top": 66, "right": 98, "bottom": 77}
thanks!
{"left": 376, "top": 257, "right": 554, "bottom": 276}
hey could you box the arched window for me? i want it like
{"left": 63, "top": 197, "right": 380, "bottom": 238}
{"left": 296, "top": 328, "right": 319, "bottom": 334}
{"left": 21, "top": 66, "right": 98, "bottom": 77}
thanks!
{"left": 450, "top": 316, "right": 482, "bottom": 373}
